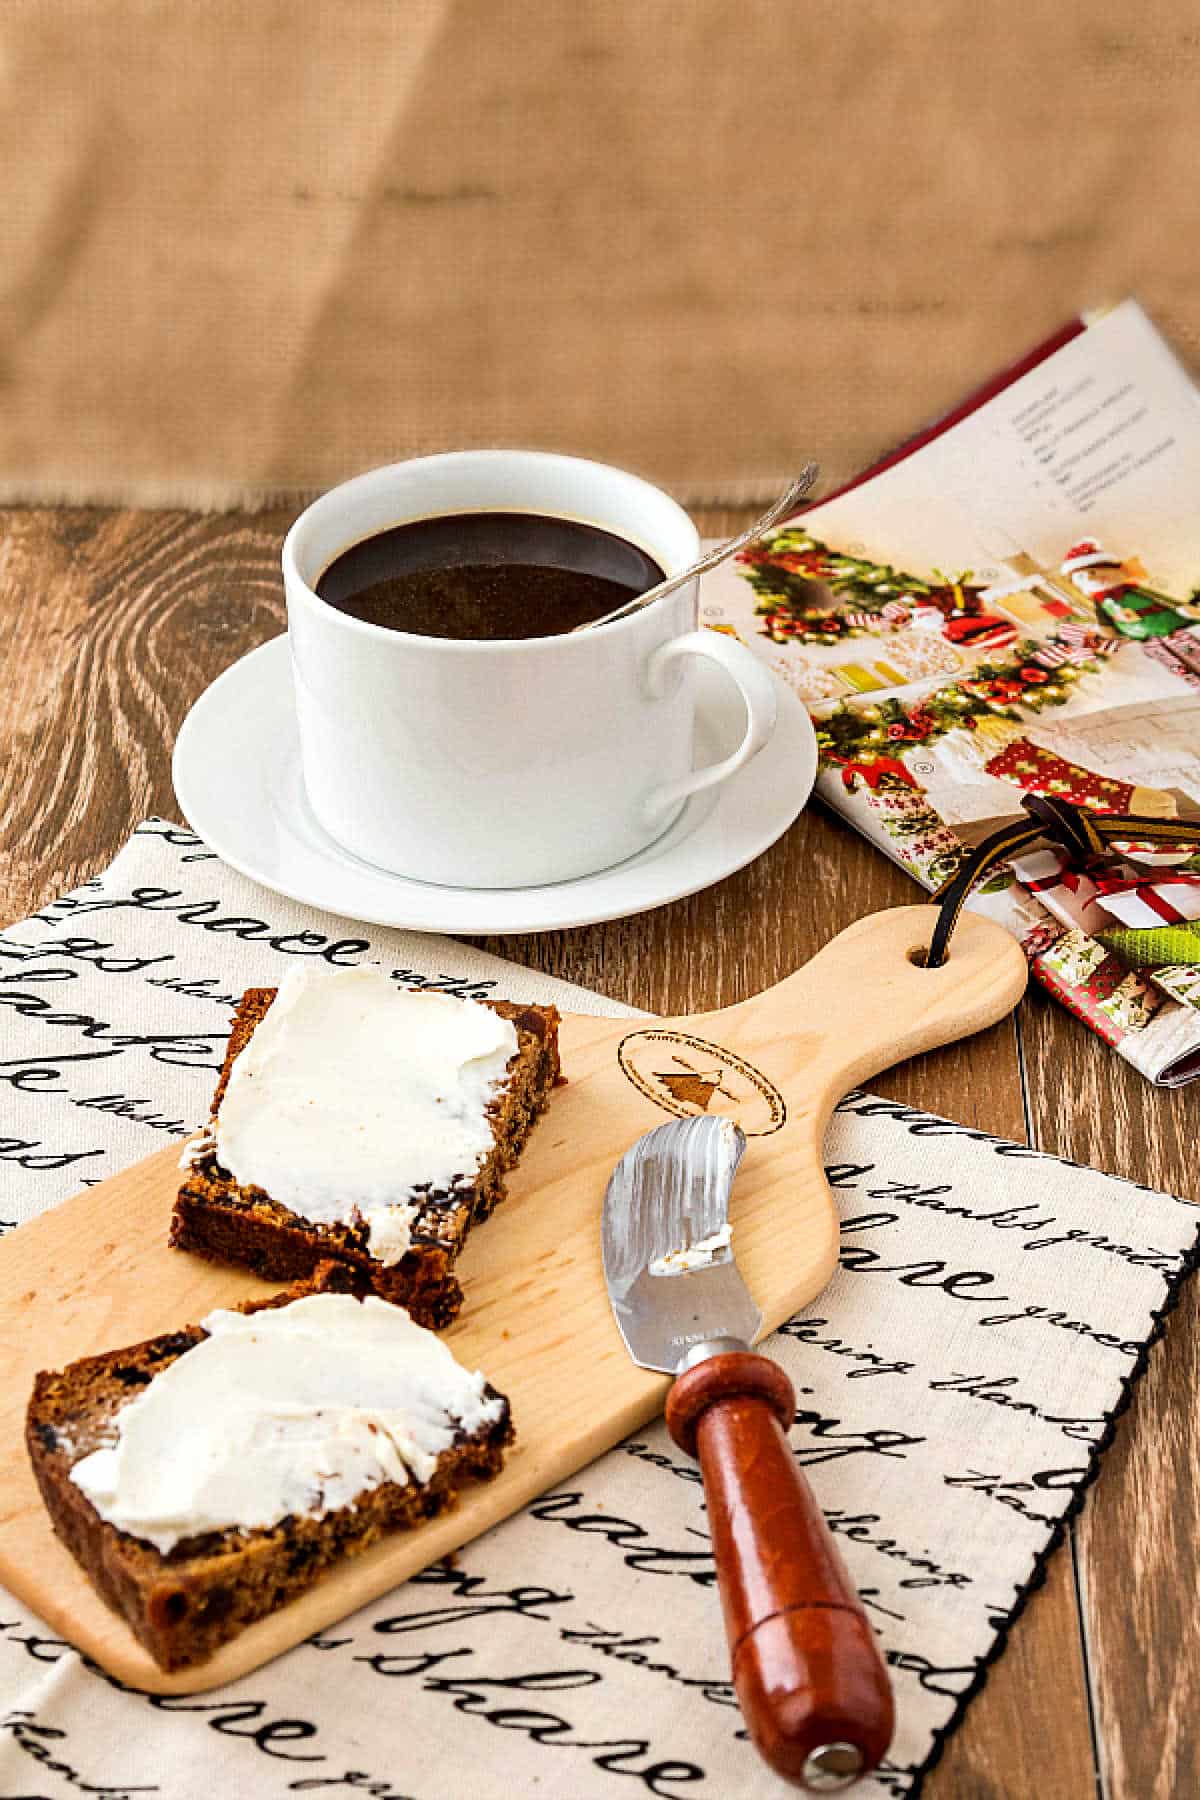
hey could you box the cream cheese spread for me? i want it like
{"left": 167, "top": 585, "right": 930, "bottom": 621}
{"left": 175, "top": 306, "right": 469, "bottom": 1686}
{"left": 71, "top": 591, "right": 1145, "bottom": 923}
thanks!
{"left": 69, "top": 1292, "right": 505, "bottom": 1553}
{"left": 179, "top": 1132, "right": 214, "bottom": 1171}
{"left": 212, "top": 966, "right": 518, "bottom": 1263}
{"left": 649, "top": 1222, "right": 734, "bottom": 1277}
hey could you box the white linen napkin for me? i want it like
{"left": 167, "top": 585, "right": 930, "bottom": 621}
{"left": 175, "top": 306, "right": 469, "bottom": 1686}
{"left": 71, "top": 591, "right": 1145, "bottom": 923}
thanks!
{"left": 0, "top": 820, "right": 1195, "bottom": 1799}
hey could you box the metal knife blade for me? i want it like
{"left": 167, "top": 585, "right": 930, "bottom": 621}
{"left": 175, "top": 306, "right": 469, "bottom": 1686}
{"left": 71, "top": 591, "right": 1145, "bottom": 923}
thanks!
{"left": 601, "top": 1115, "right": 762, "bottom": 1374}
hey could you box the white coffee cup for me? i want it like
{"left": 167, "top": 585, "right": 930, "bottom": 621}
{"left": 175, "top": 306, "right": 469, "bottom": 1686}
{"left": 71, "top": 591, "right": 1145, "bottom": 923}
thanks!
{"left": 283, "top": 451, "right": 777, "bottom": 888}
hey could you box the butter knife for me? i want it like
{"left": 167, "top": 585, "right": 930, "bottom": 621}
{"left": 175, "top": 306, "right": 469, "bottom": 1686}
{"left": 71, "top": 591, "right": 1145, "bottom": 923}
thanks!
{"left": 602, "top": 1114, "right": 894, "bottom": 1792}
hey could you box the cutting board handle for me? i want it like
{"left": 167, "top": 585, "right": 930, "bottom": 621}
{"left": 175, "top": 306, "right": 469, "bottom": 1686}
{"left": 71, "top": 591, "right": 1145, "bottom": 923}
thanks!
{"left": 707, "top": 903, "right": 1027, "bottom": 1116}
{"left": 666, "top": 1351, "right": 894, "bottom": 1790}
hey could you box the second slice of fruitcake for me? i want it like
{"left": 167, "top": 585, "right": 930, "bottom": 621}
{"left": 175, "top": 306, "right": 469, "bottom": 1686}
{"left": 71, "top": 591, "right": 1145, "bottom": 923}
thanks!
{"left": 170, "top": 965, "right": 560, "bottom": 1327}
{"left": 28, "top": 1264, "right": 513, "bottom": 1671}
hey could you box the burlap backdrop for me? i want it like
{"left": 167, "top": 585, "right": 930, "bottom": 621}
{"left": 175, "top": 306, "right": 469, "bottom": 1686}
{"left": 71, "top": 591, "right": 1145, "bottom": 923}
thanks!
{"left": 4, "top": 0, "right": 1199, "bottom": 508}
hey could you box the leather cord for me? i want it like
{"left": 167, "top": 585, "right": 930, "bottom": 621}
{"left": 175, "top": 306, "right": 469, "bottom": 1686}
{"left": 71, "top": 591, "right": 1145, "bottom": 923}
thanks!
{"left": 924, "top": 795, "right": 1200, "bottom": 969}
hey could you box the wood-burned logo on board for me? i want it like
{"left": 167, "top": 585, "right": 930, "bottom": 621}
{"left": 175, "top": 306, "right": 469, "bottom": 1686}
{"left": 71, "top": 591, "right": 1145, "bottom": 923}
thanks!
{"left": 616, "top": 1029, "right": 786, "bottom": 1136}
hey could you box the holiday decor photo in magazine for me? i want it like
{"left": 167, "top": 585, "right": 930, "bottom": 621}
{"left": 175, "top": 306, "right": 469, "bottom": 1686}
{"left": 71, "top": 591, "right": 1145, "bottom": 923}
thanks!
{"left": 700, "top": 299, "right": 1200, "bottom": 1084}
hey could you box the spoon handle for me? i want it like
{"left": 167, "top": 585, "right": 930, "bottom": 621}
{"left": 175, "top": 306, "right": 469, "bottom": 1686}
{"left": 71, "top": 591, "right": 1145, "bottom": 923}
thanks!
{"left": 577, "top": 463, "right": 818, "bottom": 631}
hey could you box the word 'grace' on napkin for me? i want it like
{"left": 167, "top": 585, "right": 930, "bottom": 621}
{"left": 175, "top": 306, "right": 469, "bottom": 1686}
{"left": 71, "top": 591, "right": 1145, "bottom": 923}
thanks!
{"left": 1, "top": 820, "right": 1196, "bottom": 1799}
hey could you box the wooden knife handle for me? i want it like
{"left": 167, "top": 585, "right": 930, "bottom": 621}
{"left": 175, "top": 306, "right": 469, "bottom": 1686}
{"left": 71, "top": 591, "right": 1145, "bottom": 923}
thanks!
{"left": 665, "top": 1352, "right": 894, "bottom": 1790}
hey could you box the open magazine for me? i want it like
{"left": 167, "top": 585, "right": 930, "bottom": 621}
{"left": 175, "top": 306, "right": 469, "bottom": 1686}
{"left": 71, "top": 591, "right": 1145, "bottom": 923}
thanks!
{"left": 700, "top": 299, "right": 1200, "bottom": 1085}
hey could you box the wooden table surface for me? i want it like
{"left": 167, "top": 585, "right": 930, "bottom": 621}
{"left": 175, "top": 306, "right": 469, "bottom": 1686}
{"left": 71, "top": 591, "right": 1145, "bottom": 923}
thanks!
{"left": 2, "top": 502, "right": 1198, "bottom": 1798}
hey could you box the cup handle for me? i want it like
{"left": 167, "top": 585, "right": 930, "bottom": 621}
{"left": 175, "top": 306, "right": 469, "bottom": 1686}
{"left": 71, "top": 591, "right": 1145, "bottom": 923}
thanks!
{"left": 642, "top": 629, "right": 778, "bottom": 823}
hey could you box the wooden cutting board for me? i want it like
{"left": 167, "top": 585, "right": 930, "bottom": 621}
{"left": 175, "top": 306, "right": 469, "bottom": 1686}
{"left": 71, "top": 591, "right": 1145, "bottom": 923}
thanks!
{"left": 0, "top": 905, "right": 1025, "bottom": 1694}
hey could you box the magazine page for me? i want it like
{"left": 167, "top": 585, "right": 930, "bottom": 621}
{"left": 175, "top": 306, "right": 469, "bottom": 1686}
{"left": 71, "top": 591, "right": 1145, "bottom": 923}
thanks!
{"left": 698, "top": 300, "right": 1200, "bottom": 1084}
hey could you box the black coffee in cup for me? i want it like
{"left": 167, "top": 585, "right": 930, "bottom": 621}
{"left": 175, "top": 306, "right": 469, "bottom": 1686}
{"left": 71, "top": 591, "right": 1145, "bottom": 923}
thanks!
{"left": 315, "top": 511, "right": 665, "bottom": 641}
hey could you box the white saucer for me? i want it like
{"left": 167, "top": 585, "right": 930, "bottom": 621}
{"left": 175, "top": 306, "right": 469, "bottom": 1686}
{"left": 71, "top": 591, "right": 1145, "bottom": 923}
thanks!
{"left": 172, "top": 636, "right": 816, "bottom": 934}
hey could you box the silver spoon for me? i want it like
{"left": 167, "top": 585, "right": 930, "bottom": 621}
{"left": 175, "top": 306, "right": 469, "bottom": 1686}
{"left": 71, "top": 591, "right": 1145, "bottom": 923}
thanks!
{"left": 574, "top": 463, "right": 819, "bottom": 632}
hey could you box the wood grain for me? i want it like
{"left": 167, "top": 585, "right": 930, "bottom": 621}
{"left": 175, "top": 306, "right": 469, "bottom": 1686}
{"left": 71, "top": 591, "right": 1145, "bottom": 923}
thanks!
{"left": 0, "top": 907, "right": 1024, "bottom": 1692}
{"left": 0, "top": 505, "right": 292, "bottom": 923}
{"left": 1021, "top": 984, "right": 1200, "bottom": 1800}
{"left": 2, "top": 500, "right": 1191, "bottom": 1792}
